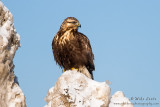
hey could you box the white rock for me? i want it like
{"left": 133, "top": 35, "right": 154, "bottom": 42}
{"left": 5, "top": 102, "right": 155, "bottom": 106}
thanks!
{"left": 45, "top": 70, "right": 111, "bottom": 107}
{"left": 0, "top": 1, "right": 26, "bottom": 107}
{"left": 109, "top": 91, "right": 133, "bottom": 107}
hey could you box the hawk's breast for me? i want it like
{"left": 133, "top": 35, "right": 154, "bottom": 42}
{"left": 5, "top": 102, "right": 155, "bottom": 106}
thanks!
{"left": 59, "top": 30, "right": 74, "bottom": 45}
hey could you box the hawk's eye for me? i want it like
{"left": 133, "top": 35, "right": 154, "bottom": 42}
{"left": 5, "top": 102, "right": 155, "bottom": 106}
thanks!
{"left": 72, "top": 21, "right": 77, "bottom": 24}
{"left": 68, "top": 21, "right": 77, "bottom": 24}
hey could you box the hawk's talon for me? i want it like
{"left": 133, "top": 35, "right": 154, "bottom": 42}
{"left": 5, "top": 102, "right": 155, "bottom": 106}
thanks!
{"left": 71, "top": 67, "right": 78, "bottom": 71}
{"left": 63, "top": 69, "right": 65, "bottom": 72}
{"left": 71, "top": 67, "right": 75, "bottom": 70}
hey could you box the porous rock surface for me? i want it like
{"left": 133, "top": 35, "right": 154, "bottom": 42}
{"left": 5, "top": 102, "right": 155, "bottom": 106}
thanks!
{"left": 0, "top": 1, "right": 26, "bottom": 107}
{"left": 45, "top": 70, "right": 111, "bottom": 107}
{"left": 45, "top": 70, "right": 134, "bottom": 107}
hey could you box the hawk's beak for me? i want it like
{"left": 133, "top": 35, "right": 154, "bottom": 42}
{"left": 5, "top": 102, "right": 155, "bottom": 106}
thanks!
{"left": 77, "top": 23, "right": 81, "bottom": 28}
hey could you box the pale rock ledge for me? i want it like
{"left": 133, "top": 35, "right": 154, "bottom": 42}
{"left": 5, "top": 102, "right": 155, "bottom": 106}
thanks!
{"left": 45, "top": 70, "right": 111, "bottom": 107}
{"left": 45, "top": 70, "right": 133, "bottom": 107}
{"left": 0, "top": 1, "right": 26, "bottom": 107}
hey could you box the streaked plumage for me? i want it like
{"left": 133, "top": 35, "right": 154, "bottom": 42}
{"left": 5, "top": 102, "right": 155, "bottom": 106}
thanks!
{"left": 52, "top": 17, "right": 95, "bottom": 79}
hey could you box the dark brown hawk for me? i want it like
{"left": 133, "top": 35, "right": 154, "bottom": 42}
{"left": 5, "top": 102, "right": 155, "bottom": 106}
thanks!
{"left": 52, "top": 17, "right": 95, "bottom": 79}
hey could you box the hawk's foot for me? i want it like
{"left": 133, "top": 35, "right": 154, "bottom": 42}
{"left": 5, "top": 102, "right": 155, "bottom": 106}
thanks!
{"left": 63, "top": 69, "right": 65, "bottom": 72}
{"left": 71, "top": 67, "right": 79, "bottom": 71}
{"left": 63, "top": 68, "right": 78, "bottom": 72}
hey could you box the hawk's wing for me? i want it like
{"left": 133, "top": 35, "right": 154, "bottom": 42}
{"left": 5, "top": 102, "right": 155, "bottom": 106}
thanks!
{"left": 78, "top": 32, "right": 95, "bottom": 72}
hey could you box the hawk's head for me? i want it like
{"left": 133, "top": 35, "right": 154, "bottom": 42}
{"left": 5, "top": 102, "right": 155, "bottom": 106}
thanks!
{"left": 60, "top": 17, "right": 81, "bottom": 31}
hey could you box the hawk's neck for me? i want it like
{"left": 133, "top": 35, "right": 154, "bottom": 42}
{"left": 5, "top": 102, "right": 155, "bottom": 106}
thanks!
{"left": 58, "top": 29, "right": 78, "bottom": 45}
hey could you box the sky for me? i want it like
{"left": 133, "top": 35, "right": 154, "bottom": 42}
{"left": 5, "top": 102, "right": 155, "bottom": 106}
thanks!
{"left": 2, "top": 0, "right": 160, "bottom": 107}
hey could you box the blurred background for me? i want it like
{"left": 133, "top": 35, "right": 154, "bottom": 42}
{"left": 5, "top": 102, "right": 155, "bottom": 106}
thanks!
{"left": 2, "top": 0, "right": 160, "bottom": 107}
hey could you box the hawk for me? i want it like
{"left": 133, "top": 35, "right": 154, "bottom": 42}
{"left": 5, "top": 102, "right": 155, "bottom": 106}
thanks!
{"left": 52, "top": 17, "right": 95, "bottom": 79}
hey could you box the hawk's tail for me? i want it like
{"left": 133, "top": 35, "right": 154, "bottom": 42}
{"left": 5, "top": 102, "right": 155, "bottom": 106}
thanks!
{"left": 89, "top": 70, "right": 94, "bottom": 80}
{"left": 79, "top": 66, "right": 94, "bottom": 80}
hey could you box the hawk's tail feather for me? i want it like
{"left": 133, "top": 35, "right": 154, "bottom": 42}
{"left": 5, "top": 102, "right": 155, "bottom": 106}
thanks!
{"left": 78, "top": 66, "right": 94, "bottom": 80}
{"left": 89, "top": 70, "right": 94, "bottom": 80}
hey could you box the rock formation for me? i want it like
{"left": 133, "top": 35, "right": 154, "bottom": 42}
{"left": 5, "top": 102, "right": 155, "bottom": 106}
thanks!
{"left": 45, "top": 70, "right": 111, "bottom": 107}
{"left": 45, "top": 70, "right": 133, "bottom": 107}
{"left": 109, "top": 91, "right": 133, "bottom": 107}
{"left": 0, "top": 1, "right": 26, "bottom": 107}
